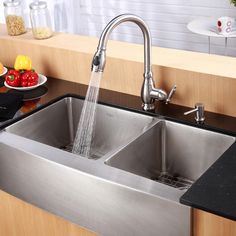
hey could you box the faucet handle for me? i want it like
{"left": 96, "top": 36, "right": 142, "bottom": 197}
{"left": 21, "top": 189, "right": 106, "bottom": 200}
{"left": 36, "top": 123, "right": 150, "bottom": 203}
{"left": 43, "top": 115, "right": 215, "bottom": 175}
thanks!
{"left": 165, "top": 85, "right": 177, "bottom": 104}
{"left": 184, "top": 103, "right": 205, "bottom": 123}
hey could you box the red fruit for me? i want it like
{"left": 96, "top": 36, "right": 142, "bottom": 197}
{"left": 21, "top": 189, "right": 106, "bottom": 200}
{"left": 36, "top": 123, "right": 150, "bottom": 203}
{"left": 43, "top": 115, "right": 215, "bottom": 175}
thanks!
{"left": 21, "top": 70, "right": 39, "bottom": 87}
{"left": 5, "top": 69, "right": 21, "bottom": 87}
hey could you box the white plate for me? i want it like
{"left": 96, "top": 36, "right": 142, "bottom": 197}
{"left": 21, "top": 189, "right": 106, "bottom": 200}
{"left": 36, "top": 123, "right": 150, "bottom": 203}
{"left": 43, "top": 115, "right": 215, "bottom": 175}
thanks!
{"left": 0, "top": 67, "right": 8, "bottom": 76}
{"left": 4, "top": 74, "right": 47, "bottom": 91}
{"left": 188, "top": 18, "right": 236, "bottom": 38}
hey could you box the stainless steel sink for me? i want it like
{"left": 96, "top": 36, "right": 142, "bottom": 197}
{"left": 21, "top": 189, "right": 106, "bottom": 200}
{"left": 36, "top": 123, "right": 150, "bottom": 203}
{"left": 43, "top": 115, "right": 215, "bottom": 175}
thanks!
{"left": 0, "top": 141, "right": 190, "bottom": 236}
{"left": 5, "top": 96, "right": 157, "bottom": 159}
{"left": 2, "top": 95, "right": 235, "bottom": 236}
{"left": 106, "top": 120, "right": 235, "bottom": 189}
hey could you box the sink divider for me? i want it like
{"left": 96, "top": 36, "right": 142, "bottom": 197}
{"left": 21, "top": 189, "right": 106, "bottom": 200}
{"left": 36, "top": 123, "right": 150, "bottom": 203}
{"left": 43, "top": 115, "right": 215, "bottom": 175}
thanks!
{"left": 161, "top": 121, "right": 167, "bottom": 175}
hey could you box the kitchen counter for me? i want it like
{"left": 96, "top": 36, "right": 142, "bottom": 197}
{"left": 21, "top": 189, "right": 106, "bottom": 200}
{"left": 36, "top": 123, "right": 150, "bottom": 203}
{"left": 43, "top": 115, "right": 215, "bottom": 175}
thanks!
{"left": 180, "top": 143, "right": 236, "bottom": 221}
{"left": 0, "top": 75, "right": 236, "bottom": 223}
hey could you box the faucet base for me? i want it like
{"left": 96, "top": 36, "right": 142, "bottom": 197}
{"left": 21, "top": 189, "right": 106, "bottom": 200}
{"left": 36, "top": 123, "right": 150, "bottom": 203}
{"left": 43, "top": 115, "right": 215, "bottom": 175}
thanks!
{"left": 142, "top": 103, "right": 155, "bottom": 111}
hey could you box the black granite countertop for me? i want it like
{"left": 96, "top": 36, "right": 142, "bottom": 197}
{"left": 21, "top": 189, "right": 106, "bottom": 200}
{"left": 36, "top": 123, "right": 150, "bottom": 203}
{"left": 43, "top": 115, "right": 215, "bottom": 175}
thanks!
{"left": 1, "top": 75, "right": 236, "bottom": 221}
{"left": 180, "top": 143, "right": 236, "bottom": 221}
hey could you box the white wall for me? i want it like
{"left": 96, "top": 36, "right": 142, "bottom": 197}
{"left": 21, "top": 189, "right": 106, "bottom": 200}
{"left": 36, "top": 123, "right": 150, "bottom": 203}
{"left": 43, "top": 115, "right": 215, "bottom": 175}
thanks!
{"left": 77, "top": 0, "right": 236, "bottom": 56}
{"left": 1, "top": 0, "right": 236, "bottom": 56}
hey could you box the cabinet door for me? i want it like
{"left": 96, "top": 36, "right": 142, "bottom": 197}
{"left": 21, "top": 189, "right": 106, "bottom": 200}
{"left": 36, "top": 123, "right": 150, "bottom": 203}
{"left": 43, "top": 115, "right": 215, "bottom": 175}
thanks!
{"left": 0, "top": 190, "right": 97, "bottom": 236}
{"left": 193, "top": 209, "right": 236, "bottom": 236}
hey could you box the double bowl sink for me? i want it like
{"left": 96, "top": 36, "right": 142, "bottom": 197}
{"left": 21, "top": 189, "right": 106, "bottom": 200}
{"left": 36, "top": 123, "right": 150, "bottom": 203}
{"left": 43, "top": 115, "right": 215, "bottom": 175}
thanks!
{"left": 5, "top": 95, "right": 235, "bottom": 188}
{"left": 0, "top": 95, "right": 235, "bottom": 236}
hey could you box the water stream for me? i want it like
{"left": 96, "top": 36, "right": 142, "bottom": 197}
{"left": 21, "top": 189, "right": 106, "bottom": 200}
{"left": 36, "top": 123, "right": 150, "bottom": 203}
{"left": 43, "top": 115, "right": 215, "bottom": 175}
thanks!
{"left": 72, "top": 71, "right": 102, "bottom": 158}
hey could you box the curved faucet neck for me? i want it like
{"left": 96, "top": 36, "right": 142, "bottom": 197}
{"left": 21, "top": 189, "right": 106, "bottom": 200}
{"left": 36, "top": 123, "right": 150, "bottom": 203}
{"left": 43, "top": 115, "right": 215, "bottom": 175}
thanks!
{"left": 91, "top": 14, "right": 175, "bottom": 111}
{"left": 92, "top": 14, "right": 152, "bottom": 74}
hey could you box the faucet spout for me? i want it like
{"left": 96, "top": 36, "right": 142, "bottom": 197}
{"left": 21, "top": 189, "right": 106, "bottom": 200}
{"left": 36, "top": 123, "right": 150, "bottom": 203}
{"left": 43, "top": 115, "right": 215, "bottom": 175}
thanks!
{"left": 92, "top": 14, "right": 175, "bottom": 111}
{"left": 92, "top": 14, "right": 151, "bottom": 74}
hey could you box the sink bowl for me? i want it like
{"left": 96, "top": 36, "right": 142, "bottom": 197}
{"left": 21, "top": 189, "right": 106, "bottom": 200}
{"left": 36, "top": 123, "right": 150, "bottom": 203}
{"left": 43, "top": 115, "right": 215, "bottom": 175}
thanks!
{"left": 106, "top": 120, "right": 235, "bottom": 189}
{"left": 5, "top": 95, "right": 157, "bottom": 159}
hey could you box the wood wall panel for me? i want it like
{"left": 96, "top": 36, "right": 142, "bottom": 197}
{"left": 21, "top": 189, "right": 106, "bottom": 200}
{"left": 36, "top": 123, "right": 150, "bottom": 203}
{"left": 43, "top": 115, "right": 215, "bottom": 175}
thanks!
{"left": 0, "top": 190, "right": 97, "bottom": 236}
{"left": 193, "top": 209, "right": 236, "bottom": 236}
{"left": 0, "top": 25, "right": 236, "bottom": 117}
{"left": 154, "top": 67, "right": 236, "bottom": 116}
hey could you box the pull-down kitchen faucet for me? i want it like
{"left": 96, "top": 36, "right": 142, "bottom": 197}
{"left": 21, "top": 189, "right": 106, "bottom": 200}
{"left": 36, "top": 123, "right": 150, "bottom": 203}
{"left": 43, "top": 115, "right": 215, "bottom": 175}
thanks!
{"left": 91, "top": 13, "right": 176, "bottom": 111}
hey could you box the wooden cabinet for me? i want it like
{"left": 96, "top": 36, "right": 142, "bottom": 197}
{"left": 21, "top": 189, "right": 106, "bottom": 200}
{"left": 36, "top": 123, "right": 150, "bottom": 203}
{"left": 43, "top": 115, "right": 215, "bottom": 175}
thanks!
{"left": 193, "top": 209, "right": 236, "bottom": 236}
{"left": 2, "top": 189, "right": 236, "bottom": 236}
{"left": 0, "top": 190, "right": 97, "bottom": 236}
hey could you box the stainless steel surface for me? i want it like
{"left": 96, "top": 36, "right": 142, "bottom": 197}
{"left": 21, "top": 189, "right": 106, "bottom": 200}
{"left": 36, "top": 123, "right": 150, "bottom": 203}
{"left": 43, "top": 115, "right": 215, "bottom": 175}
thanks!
{"left": 2, "top": 96, "right": 235, "bottom": 236}
{"left": 106, "top": 120, "right": 235, "bottom": 186}
{"left": 151, "top": 173, "right": 193, "bottom": 190}
{"left": 184, "top": 103, "right": 205, "bottom": 123}
{"left": 0, "top": 138, "right": 190, "bottom": 236}
{"left": 91, "top": 13, "right": 175, "bottom": 110}
{"left": 92, "top": 14, "right": 151, "bottom": 73}
{"left": 166, "top": 85, "right": 177, "bottom": 104}
{"left": 5, "top": 97, "right": 156, "bottom": 159}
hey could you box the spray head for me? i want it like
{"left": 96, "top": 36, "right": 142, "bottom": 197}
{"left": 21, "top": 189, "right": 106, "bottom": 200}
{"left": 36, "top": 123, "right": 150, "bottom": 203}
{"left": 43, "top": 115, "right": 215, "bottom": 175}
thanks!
{"left": 91, "top": 49, "right": 106, "bottom": 72}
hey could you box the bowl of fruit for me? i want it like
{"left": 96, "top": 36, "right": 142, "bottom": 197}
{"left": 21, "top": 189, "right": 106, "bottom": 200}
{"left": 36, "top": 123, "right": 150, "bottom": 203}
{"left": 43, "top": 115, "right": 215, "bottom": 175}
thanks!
{"left": 4, "top": 55, "right": 47, "bottom": 91}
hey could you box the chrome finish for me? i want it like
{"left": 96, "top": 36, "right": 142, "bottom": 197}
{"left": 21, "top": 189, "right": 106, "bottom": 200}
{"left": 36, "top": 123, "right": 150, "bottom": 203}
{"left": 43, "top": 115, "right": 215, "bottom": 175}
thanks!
{"left": 92, "top": 14, "right": 151, "bottom": 73}
{"left": 106, "top": 120, "right": 235, "bottom": 185}
{"left": 5, "top": 97, "right": 156, "bottom": 159}
{"left": 150, "top": 88, "right": 167, "bottom": 101}
{"left": 91, "top": 14, "right": 176, "bottom": 110}
{"left": 166, "top": 85, "right": 177, "bottom": 104}
{"left": 91, "top": 50, "right": 106, "bottom": 73}
{"left": 184, "top": 103, "right": 205, "bottom": 123}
